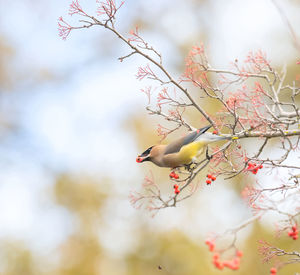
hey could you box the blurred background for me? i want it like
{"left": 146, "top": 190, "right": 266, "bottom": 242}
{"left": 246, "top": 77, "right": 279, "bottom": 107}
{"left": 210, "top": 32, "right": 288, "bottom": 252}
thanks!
{"left": 0, "top": 0, "right": 299, "bottom": 274}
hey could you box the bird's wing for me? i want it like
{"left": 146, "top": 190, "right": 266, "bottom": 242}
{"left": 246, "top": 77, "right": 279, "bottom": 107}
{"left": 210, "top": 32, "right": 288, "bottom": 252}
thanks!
{"left": 164, "top": 125, "right": 211, "bottom": 155}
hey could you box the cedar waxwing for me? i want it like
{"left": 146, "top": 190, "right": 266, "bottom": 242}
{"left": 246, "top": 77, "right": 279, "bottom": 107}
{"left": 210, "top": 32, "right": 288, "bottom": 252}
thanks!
{"left": 136, "top": 125, "right": 229, "bottom": 168}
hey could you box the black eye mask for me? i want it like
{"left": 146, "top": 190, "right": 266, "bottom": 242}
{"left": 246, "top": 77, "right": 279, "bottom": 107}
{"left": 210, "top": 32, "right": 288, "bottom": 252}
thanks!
{"left": 140, "top": 146, "right": 153, "bottom": 157}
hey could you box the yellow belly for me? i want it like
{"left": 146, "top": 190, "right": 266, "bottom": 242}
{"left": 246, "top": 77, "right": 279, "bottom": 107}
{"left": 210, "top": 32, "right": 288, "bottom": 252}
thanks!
{"left": 178, "top": 142, "right": 203, "bottom": 164}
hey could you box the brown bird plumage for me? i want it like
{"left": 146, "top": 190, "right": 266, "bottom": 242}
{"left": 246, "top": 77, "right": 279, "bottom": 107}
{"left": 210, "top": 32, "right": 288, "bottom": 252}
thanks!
{"left": 136, "top": 125, "right": 226, "bottom": 168}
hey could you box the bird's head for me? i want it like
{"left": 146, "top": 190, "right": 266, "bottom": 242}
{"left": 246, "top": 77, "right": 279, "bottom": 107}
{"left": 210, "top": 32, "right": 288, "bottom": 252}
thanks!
{"left": 136, "top": 146, "right": 154, "bottom": 163}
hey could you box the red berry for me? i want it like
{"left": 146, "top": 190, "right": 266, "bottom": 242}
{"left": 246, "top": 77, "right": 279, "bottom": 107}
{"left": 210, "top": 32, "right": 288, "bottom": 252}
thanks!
{"left": 231, "top": 264, "right": 239, "bottom": 270}
{"left": 215, "top": 261, "right": 224, "bottom": 270}
{"left": 233, "top": 257, "right": 240, "bottom": 265}
{"left": 292, "top": 225, "right": 297, "bottom": 231}
{"left": 237, "top": 145, "right": 241, "bottom": 149}
{"left": 288, "top": 231, "right": 294, "bottom": 237}
{"left": 212, "top": 130, "right": 218, "bottom": 135}
{"left": 293, "top": 235, "right": 298, "bottom": 240}
{"left": 175, "top": 189, "right": 180, "bottom": 194}
{"left": 170, "top": 171, "right": 179, "bottom": 179}
{"left": 236, "top": 250, "right": 243, "bottom": 257}
{"left": 205, "top": 239, "right": 215, "bottom": 251}
{"left": 207, "top": 174, "right": 212, "bottom": 179}
{"left": 211, "top": 176, "right": 216, "bottom": 181}
{"left": 223, "top": 260, "right": 231, "bottom": 268}
{"left": 206, "top": 179, "right": 212, "bottom": 185}
{"left": 173, "top": 184, "right": 178, "bottom": 189}
{"left": 259, "top": 165, "right": 263, "bottom": 169}
{"left": 247, "top": 163, "right": 255, "bottom": 170}
{"left": 212, "top": 253, "right": 219, "bottom": 260}
{"left": 270, "top": 267, "right": 277, "bottom": 274}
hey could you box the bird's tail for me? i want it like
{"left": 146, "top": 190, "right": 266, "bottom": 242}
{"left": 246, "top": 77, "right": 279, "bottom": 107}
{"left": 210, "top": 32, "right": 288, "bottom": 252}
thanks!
{"left": 211, "top": 134, "right": 231, "bottom": 141}
{"left": 196, "top": 132, "right": 231, "bottom": 144}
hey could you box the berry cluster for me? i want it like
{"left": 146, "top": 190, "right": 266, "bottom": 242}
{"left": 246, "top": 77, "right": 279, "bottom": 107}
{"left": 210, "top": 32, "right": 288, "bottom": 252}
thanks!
{"left": 212, "top": 252, "right": 242, "bottom": 270}
{"left": 288, "top": 225, "right": 298, "bottom": 240}
{"left": 173, "top": 184, "right": 180, "bottom": 194}
{"left": 169, "top": 171, "right": 179, "bottom": 179}
{"left": 205, "top": 240, "right": 243, "bottom": 270}
{"left": 247, "top": 162, "right": 263, "bottom": 174}
{"left": 206, "top": 174, "right": 216, "bottom": 185}
{"left": 270, "top": 267, "right": 277, "bottom": 274}
{"left": 205, "top": 239, "right": 215, "bottom": 252}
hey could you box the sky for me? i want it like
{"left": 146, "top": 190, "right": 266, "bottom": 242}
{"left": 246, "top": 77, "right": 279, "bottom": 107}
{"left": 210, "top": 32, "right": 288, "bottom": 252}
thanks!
{"left": 0, "top": 0, "right": 299, "bottom": 261}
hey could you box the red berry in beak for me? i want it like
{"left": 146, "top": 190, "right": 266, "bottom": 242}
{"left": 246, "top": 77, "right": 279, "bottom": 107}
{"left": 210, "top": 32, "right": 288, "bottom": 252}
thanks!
{"left": 136, "top": 157, "right": 142, "bottom": 163}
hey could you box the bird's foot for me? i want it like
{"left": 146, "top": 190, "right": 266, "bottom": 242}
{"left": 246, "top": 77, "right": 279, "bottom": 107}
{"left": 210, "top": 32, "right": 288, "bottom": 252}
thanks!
{"left": 184, "top": 162, "right": 197, "bottom": 172}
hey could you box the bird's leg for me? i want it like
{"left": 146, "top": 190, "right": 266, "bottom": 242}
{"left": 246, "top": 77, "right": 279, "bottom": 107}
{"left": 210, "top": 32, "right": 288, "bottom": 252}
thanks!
{"left": 206, "top": 146, "right": 212, "bottom": 160}
{"left": 184, "top": 163, "right": 192, "bottom": 171}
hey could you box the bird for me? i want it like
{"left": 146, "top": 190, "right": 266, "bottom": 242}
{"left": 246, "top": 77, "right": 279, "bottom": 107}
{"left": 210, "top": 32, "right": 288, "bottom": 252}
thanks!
{"left": 136, "top": 125, "right": 230, "bottom": 168}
